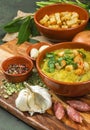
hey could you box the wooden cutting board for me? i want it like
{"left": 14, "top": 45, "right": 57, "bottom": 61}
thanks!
{"left": 0, "top": 39, "right": 90, "bottom": 130}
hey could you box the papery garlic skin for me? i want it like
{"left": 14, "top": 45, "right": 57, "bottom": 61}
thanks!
{"left": 15, "top": 83, "right": 52, "bottom": 116}
{"left": 15, "top": 89, "right": 30, "bottom": 111}
{"left": 27, "top": 85, "right": 52, "bottom": 115}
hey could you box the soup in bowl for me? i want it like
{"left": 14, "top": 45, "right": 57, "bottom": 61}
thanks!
{"left": 36, "top": 42, "right": 90, "bottom": 97}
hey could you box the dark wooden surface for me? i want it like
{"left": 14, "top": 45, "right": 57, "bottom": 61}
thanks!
{"left": 0, "top": 40, "right": 90, "bottom": 130}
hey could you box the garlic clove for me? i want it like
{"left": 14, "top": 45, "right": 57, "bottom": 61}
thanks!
{"left": 39, "top": 45, "right": 49, "bottom": 53}
{"left": 28, "top": 93, "right": 43, "bottom": 115}
{"left": 15, "top": 89, "right": 30, "bottom": 111}
{"left": 24, "top": 83, "right": 52, "bottom": 113}
{"left": 30, "top": 48, "right": 39, "bottom": 59}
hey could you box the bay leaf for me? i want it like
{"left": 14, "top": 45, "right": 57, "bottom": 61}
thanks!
{"left": 30, "top": 18, "right": 40, "bottom": 37}
{"left": 4, "top": 17, "right": 23, "bottom": 33}
{"left": 17, "top": 16, "right": 31, "bottom": 44}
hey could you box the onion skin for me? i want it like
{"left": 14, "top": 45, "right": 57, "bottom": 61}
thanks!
{"left": 72, "top": 31, "right": 90, "bottom": 45}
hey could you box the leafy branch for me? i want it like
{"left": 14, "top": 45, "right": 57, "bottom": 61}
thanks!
{"left": 3, "top": 16, "right": 40, "bottom": 45}
{"left": 17, "top": 16, "right": 31, "bottom": 44}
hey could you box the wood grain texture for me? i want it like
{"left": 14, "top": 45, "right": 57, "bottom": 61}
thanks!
{"left": 0, "top": 39, "right": 90, "bottom": 130}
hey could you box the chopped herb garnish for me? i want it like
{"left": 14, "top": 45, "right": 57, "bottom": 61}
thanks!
{"left": 46, "top": 52, "right": 55, "bottom": 58}
{"left": 43, "top": 49, "right": 87, "bottom": 72}
{"left": 78, "top": 50, "right": 86, "bottom": 58}
{"left": 57, "top": 57, "right": 64, "bottom": 63}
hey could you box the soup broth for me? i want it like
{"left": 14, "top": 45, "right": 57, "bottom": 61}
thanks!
{"left": 41, "top": 49, "right": 90, "bottom": 83}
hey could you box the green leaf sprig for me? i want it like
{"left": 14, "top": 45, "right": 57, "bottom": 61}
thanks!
{"left": 3, "top": 16, "right": 40, "bottom": 45}
{"left": 17, "top": 16, "right": 31, "bottom": 44}
{"left": 4, "top": 17, "right": 23, "bottom": 33}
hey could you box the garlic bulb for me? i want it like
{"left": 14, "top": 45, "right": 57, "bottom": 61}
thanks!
{"left": 15, "top": 82, "right": 52, "bottom": 116}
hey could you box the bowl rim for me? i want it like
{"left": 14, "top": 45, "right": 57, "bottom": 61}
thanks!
{"left": 34, "top": 3, "right": 89, "bottom": 31}
{"left": 1, "top": 55, "right": 34, "bottom": 77}
{"left": 36, "top": 41, "right": 90, "bottom": 85}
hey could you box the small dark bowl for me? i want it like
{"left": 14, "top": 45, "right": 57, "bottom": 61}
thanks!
{"left": 34, "top": 3, "right": 89, "bottom": 42}
{"left": 36, "top": 42, "right": 90, "bottom": 97}
{"left": 26, "top": 42, "right": 52, "bottom": 62}
{"left": 1, "top": 56, "right": 33, "bottom": 83}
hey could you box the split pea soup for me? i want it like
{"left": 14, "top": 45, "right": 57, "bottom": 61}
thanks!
{"left": 41, "top": 48, "right": 90, "bottom": 83}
